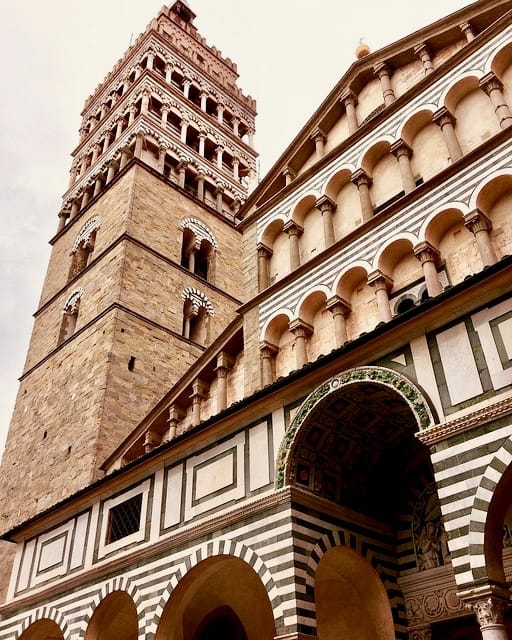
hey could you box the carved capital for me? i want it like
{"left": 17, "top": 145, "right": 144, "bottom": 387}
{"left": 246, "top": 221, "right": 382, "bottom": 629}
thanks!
{"left": 325, "top": 295, "right": 351, "bottom": 316}
{"left": 311, "top": 127, "right": 326, "bottom": 143}
{"left": 289, "top": 318, "right": 314, "bottom": 338}
{"left": 283, "top": 220, "right": 304, "bottom": 237}
{"left": 374, "top": 61, "right": 391, "bottom": 78}
{"left": 390, "top": 138, "right": 413, "bottom": 159}
{"left": 479, "top": 71, "right": 503, "bottom": 95}
{"left": 414, "top": 241, "right": 440, "bottom": 265}
{"left": 466, "top": 597, "right": 506, "bottom": 627}
{"left": 260, "top": 340, "right": 279, "bottom": 358}
{"left": 432, "top": 106, "right": 456, "bottom": 128}
{"left": 315, "top": 195, "right": 337, "bottom": 214}
{"left": 367, "top": 269, "right": 393, "bottom": 291}
{"left": 257, "top": 242, "right": 273, "bottom": 259}
{"left": 464, "top": 209, "right": 492, "bottom": 234}
{"left": 340, "top": 88, "right": 358, "bottom": 107}
{"left": 191, "top": 379, "right": 209, "bottom": 400}
{"left": 351, "top": 167, "right": 372, "bottom": 188}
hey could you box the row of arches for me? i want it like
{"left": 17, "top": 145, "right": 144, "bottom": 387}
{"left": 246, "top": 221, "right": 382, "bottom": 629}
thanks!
{"left": 73, "top": 86, "right": 253, "bottom": 192}
{"left": 58, "top": 128, "right": 243, "bottom": 234}
{"left": 259, "top": 69, "right": 512, "bottom": 288}
{"left": 259, "top": 174, "right": 511, "bottom": 382}
{"left": 79, "top": 46, "right": 253, "bottom": 152}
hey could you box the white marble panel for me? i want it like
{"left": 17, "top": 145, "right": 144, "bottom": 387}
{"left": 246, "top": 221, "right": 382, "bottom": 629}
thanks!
{"left": 436, "top": 323, "right": 483, "bottom": 405}
{"left": 69, "top": 512, "right": 90, "bottom": 570}
{"left": 163, "top": 464, "right": 183, "bottom": 529}
{"left": 194, "top": 451, "right": 235, "bottom": 500}
{"left": 16, "top": 538, "right": 36, "bottom": 594}
{"left": 249, "top": 421, "right": 270, "bottom": 490}
{"left": 472, "top": 299, "right": 512, "bottom": 389}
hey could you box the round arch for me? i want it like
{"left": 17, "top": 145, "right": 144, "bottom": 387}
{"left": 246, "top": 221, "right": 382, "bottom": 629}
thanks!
{"left": 85, "top": 590, "right": 138, "bottom": 640}
{"left": 276, "top": 366, "right": 436, "bottom": 491}
{"left": 154, "top": 555, "right": 277, "bottom": 640}
{"left": 18, "top": 619, "right": 65, "bottom": 640}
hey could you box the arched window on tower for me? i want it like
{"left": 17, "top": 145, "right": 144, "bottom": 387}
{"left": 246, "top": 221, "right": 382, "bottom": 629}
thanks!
{"left": 69, "top": 217, "right": 100, "bottom": 281}
{"left": 181, "top": 288, "right": 214, "bottom": 346}
{"left": 179, "top": 217, "right": 217, "bottom": 282}
{"left": 58, "top": 288, "right": 83, "bottom": 345}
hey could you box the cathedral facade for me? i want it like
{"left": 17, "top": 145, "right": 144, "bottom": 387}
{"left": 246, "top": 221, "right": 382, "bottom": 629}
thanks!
{"left": 1, "top": 1, "right": 512, "bottom": 639}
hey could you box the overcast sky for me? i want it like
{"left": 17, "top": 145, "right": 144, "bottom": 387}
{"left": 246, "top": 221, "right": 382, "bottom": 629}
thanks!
{"left": 0, "top": 0, "right": 472, "bottom": 455}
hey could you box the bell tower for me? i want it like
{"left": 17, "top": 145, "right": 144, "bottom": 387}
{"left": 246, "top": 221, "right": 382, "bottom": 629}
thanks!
{"left": 0, "top": 0, "right": 257, "bottom": 530}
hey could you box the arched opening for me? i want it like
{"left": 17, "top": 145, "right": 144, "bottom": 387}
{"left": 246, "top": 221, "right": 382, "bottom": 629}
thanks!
{"left": 19, "top": 619, "right": 64, "bottom": 640}
{"left": 155, "top": 556, "right": 275, "bottom": 640}
{"left": 85, "top": 590, "right": 138, "bottom": 640}
{"left": 315, "top": 546, "right": 395, "bottom": 640}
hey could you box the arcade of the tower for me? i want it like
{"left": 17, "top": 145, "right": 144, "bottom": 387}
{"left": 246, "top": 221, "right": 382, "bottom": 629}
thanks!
{"left": 58, "top": 7, "right": 257, "bottom": 235}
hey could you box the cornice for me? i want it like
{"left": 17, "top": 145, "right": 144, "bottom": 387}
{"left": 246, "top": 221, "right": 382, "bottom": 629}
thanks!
{"left": 417, "top": 395, "right": 512, "bottom": 445}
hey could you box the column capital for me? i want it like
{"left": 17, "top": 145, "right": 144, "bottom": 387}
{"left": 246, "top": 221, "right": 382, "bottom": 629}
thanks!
{"left": 351, "top": 167, "right": 372, "bottom": 187}
{"left": 289, "top": 318, "right": 314, "bottom": 337}
{"left": 414, "top": 241, "right": 440, "bottom": 264}
{"left": 390, "top": 138, "right": 412, "bottom": 158}
{"left": 374, "top": 61, "right": 391, "bottom": 77}
{"left": 315, "top": 194, "right": 337, "bottom": 213}
{"left": 479, "top": 71, "right": 503, "bottom": 95}
{"left": 464, "top": 209, "right": 492, "bottom": 234}
{"left": 465, "top": 596, "right": 507, "bottom": 628}
{"left": 408, "top": 624, "right": 432, "bottom": 640}
{"left": 325, "top": 295, "right": 351, "bottom": 315}
{"left": 259, "top": 340, "right": 279, "bottom": 357}
{"left": 340, "top": 88, "right": 358, "bottom": 106}
{"left": 311, "top": 127, "right": 326, "bottom": 144}
{"left": 191, "top": 379, "right": 209, "bottom": 399}
{"left": 143, "top": 429, "right": 162, "bottom": 453}
{"left": 283, "top": 220, "right": 304, "bottom": 236}
{"left": 459, "top": 20, "right": 475, "bottom": 41}
{"left": 215, "top": 352, "right": 234, "bottom": 373}
{"left": 432, "top": 106, "right": 456, "bottom": 127}
{"left": 367, "top": 269, "right": 393, "bottom": 290}
{"left": 413, "top": 42, "right": 431, "bottom": 58}
{"left": 283, "top": 167, "right": 296, "bottom": 183}
{"left": 257, "top": 242, "right": 273, "bottom": 258}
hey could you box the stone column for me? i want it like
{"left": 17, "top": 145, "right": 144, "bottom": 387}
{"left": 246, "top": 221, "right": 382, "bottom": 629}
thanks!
{"left": 81, "top": 189, "right": 91, "bottom": 209}
{"left": 315, "top": 195, "right": 337, "bottom": 248}
{"left": 145, "top": 50, "right": 154, "bottom": 70}
{"left": 391, "top": 139, "right": 416, "bottom": 194}
{"left": 115, "top": 117, "right": 124, "bottom": 139}
{"left": 119, "top": 146, "right": 130, "bottom": 169}
{"left": 217, "top": 103, "right": 224, "bottom": 124}
{"left": 190, "top": 379, "right": 208, "bottom": 427}
{"left": 283, "top": 220, "right": 304, "bottom": 270}
{"left": 102, "top": 133, "right": 111, "bottom": 154}
{"left": 167, "top": 406, "right": 184, "bottom": 440}
{"left": 140, "top": 91, "right": 150, "bottom": 114}
{"left": 433, "top": 107, "right": 463, "bottom": 162}
{"left": 289, "top": 319, "right": 313, "bottom": 369}
{"left": 311, "top": 127, "right": 326, "bottom": 160}
{"left": 260, "top": 341, "right": 278, "bottom": 387}
{"left": 232, "top": 157, "right": 240, "bottom": 181}
{"left": 215, "top": 353, "right": 233, "bottom": 412}
{"left": 480, "top": 72, "right": 512, "bottom": 129}
{"left": 198, "top": 132, "right": 206, "bottom": 157}
{"left": 216, "top": 145, "right": 224, "bottom": 170}
{"left": 183, "top": 79, "right": 191, "bottom": 99}
{"left": 128, "top": 104, "right": 137, "bottom": 126}
{"left": 143, "top": 430, "right": 161, "bottom": 454}
{"left": 341, "top": 89, "right": 359, "bottom": 135}
{"left": 325, "top": 296, "right": 351, "bottom": 346}
{"left": 134, "top": 64, "right": 143, "bottom": 80}
{"left": 257, "top": 242, "right": 273, "bottom": 291}
{"left": 70, "top": 199, "right": 80, "bottom": 220}
{"left": 283, "top": 167, "right": 296, "bottom": 186}
{"left": 91, "top": 142, "right": 101, "bottom": 164}
{"left": 375, "top": 62, "right": 396, "bottom": 106}
{"left": 467, "top": 596, "right": 510, "bottom": 640}
{"left": 368, "top": 270, "right": 393, "bottom": 322}
{"left": 459, "top": 20, "right": 475, "bottom": 42}
{"left": 414, "top": 241, "right": 443, "bottom": 296}
{"left": 93, "top": 175, "right": 103, "bottom": 197}
{"left": 161, "top": 104, "right": 170, "bottom": 129}
{"left": 157, "top": 145, "right": 167, "bottom": 174}
{"left": 196, "top": 173, "right": 205, "bottom": 201}
{"left": 247, "top": 127, "right": 255, "bottom": 147}
{"left": 414, "top": 43, "right": 434, "bottom": 75}
{"left": 464, "top": 209, "right": 498, "bottom": 266}
{"left": 233, "top": 117, "right": 240, "bottom": 136}
{"left": 200, "top": 90, "right": 208, "bottom": 111}
{"left": 106, "top": 160, "right": 118, "bottom": 184}
{"left": 177, "top": 161, "right": 187, "bottom": 189}
{"left": 180, "top": 119, "right": 189, "bottom": 144}
{"left": 57, "top": 210, "right": 69, "bottom": 233}
{"left": 134, "top": 132, "right": 144, "bottom": 159}
{"left": 351, "top": 168, "right": 374, "bottom": 222}
{"left": 165, "top": 63, "right": 173, "bottom": 83}
{"left": 215, "top": 183, "right": 224, "bottom": 214}
{"left": 68, "top": 165, "right": 78, "bottom": 189}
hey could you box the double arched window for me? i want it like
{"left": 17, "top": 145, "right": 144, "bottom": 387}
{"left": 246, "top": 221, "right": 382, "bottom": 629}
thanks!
{"left": 179, "top": 218, "right": 217, "bottom": 282}
{"left": 69, "top": 217, "right": 100, "bottom": 281}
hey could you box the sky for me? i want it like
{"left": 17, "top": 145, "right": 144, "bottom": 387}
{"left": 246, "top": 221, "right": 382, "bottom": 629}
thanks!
{"left": 0, "top": 0, "right": 472, "bottom": 456}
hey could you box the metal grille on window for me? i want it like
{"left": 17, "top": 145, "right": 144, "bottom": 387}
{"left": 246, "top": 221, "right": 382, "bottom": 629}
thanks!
{"left": 107, "top": 493, "right": 143, "bottom": 543}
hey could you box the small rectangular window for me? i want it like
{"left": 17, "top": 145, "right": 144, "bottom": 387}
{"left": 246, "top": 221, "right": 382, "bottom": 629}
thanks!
{"left": 106, "top": 493, "right": 143, "bottom": 544}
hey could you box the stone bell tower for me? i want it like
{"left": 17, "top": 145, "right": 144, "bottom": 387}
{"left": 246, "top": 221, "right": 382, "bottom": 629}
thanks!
{"left": 0, "top": 0, "right": 257, "bottom": 531}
